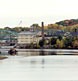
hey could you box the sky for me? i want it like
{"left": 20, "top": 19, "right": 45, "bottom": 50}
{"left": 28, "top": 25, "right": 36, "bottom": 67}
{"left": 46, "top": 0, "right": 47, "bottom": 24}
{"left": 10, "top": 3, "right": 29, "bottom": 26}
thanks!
{"left": 0, "top": 0, "right": 78, "bottom": 27}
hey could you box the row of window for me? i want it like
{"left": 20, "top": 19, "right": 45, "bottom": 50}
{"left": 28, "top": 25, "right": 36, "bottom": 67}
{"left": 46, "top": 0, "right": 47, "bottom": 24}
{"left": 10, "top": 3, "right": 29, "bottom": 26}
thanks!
{"left": 18, "top": 38, "right": 33, "bottom": 39}
{"left": 18, "top": 35, "right": 34, "bottom": 37}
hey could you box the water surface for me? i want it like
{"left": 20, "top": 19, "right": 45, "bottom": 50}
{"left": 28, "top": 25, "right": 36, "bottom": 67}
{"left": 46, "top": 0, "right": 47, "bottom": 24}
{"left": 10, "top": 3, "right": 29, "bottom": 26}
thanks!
{"left": 0, "top": 50, "right": 78, "bottom": 81}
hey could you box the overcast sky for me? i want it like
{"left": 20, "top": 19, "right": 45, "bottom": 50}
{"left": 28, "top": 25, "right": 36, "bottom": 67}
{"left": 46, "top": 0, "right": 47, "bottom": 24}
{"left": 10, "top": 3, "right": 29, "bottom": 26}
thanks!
{"left": 0, "top": 0, "right": 78, "bottom": 27}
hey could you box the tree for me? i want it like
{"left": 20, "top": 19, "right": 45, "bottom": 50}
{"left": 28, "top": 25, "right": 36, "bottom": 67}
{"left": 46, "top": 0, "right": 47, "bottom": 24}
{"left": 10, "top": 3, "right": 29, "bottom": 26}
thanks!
{"left": 56, "top": 39, "right": 60, "bottom": 48}
{"left": 31, "top": 24, "right": 40, "bottom": 27}
{"left": 58, "top": 36, "right": 62, "bottom": 41}
{"left": 72, "top": 40, "right": 78, "bottom": 48}
{"left": 60, "top": 40, "right": 64, "bottom": 48}
{"left": 44, "top": 26, "right": 48, "bottom": 30}
{"left": 58, "top": 25, "right": 63, "bottom": 30}
{"left": 31, "top": 24, "right": 40, "bottom": 29}
{"left": 39, "top": 39, "right": 45, "bottom": 47}
{"left": 4, "top": 27, "right": 11, "bottom": 30}
{"left": 51, "top": 38, "right": 57, "bottom": 45}
{"left": 47, "top": 24, "right": 53, "bottom": 29}
{"left": 30, "top": 24, "right": 41, "bottom": 31}
{"left": 52, "top": 24, "right": 58, "bottom": 29}
{"left": 12, "top": 27, "right": 22, "bottom": 32}
{"left": 64, "top": 37, "right": 73, "bottom": 48}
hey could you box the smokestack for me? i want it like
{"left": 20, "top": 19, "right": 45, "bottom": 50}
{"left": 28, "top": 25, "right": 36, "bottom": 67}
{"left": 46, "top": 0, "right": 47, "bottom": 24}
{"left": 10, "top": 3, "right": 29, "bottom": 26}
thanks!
{"left": 41, "top": 22, "right": 45, "bottom": 40}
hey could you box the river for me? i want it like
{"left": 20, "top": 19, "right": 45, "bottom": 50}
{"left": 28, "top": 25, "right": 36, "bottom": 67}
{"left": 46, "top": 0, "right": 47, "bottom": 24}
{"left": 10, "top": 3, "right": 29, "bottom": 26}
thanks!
{"left": 0, "top": 49, "right": 78, "bottom": 81}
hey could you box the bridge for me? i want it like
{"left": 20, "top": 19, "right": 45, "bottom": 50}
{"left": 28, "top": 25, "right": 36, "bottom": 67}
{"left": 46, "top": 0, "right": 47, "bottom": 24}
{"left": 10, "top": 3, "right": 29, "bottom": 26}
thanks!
{"left": 0, "top": 29, "right": 18, "bottom": 40}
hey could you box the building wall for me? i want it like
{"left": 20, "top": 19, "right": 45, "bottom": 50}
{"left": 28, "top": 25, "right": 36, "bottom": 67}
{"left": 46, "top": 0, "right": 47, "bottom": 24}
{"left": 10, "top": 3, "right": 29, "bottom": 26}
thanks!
{"left": 18, "top": 34, "right": 36, "bottom": 44}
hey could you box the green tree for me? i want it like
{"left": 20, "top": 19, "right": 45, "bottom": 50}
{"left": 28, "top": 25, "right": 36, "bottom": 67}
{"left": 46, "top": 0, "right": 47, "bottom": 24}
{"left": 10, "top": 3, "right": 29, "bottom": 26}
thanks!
{"left": 58, "top": 36, "right": 62, "bottom": 41}
{"left": 39, "top": 39, "right": 45, "bottom": 47}
{"left": 51, "top": 38, "right": 57, "bottom": 45}
{"left": 64, "top": 37, "right": 74, "bottom": 48}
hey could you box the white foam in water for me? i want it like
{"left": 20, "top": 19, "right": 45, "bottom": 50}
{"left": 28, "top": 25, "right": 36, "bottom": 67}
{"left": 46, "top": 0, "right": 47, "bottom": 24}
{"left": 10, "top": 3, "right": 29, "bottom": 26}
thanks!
{"left": 0, "top": 55, "right": 78, "bottom": 81}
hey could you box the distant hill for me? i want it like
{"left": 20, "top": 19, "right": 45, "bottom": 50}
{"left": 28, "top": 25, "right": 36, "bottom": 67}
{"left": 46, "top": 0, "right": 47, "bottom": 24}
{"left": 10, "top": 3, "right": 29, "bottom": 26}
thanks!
{"left": 56, "top": 19, "right": 78, "bottom": 26}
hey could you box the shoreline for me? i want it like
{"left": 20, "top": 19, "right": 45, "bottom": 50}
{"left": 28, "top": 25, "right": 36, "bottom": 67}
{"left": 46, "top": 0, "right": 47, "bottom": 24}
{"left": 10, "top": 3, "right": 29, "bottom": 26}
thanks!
{"left": 0, "top": 56, "right": 8, "bottom": 60}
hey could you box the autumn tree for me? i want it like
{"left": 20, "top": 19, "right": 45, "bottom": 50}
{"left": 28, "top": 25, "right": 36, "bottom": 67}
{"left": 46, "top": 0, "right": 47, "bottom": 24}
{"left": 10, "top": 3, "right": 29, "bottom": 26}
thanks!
{"left": 52, "top": 24, "right": 58, "bottom": 29}
{"left": 56, "top": 39, "right": 60, "bottom": 48}
{"left": 44, "top": 26, "right": 48, "bottom": 30}
{"left": 60, "top": 40, "right": 64, "bottom": 48}
{"left": 72, "top": 40, "right": 78, "bottom": 48}
{"left": 47, "top": 24, "right": 53, "bottom": 29}
{"left": 58, "top": 25, "right": 63, "bottom": 30}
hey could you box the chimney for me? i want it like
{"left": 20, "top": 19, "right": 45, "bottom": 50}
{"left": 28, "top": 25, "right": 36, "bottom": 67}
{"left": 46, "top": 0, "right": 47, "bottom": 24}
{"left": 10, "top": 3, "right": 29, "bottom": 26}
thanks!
{"left": 41, "top": 22, "right": 45, "bottom": 40}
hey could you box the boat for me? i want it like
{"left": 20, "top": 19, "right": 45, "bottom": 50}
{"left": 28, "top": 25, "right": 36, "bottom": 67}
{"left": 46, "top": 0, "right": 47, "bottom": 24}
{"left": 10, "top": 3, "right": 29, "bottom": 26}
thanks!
{"left": 8, "top": 48, "right": 18, "bottom": 55}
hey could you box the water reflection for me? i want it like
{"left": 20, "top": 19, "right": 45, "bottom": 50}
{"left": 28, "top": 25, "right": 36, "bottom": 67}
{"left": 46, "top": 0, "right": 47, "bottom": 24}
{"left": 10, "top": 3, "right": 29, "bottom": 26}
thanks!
{"left": 17, "top": 51, "right": 58, "bottom": 56}
{"left": 1, "top": 49, "right": 78, "bottom": 57}
{"left": 41, "top": 59, "right": 45, "bottom": 68}
{"left": 30, "top": 58, "right": 36, "bottom": 64}
{"left": 17, "top": 51, "right": 78, "bottom": 56}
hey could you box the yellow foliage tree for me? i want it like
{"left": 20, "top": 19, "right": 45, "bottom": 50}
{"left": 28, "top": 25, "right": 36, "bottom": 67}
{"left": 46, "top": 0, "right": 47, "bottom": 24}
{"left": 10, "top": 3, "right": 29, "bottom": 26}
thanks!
{"left": 58, "top": 25, "right": 63, "bottom": 30}
{"left": 56, "top": 39, "right": 60, "bottom": 48}
{"left": 53, "top": 24, "right": 58, "bottom": 29}
{"left": 44, "top": 26, "right": 48, "bottom": 30}
{"left": 47, "top": 24, "right": 53, "bottom": 29}
{"left": 60, "top": 40, "right": 64, "bottom": 48}
{"left": 72, "top": 40, "right": 78, "bottom": 48}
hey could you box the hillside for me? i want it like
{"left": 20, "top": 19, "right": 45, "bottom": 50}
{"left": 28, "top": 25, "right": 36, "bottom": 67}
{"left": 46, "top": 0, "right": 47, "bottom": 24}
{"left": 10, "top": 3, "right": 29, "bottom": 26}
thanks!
{"left": 56, "top": 19, "right": 78, "bottom": 26}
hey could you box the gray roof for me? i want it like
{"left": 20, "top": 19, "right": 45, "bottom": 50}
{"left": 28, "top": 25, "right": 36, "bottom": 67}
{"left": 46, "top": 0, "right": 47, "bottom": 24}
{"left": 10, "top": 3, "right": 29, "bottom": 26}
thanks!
{"left": 18, "top": 31, "right": 39, "bottom": 35}
{"left": 37, "top": 31, "right": 66, "bottom": 37}
{"left": 70, "top": 32, "right": 78, "bottom": 37}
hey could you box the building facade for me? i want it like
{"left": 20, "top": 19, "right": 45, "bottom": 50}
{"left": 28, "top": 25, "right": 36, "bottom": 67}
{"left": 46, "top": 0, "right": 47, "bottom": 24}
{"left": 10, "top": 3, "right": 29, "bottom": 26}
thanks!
{"left": 18, "top": 31, "right": 38, "bottom": 46}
